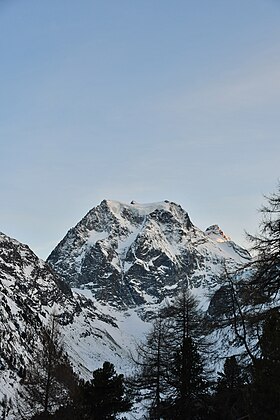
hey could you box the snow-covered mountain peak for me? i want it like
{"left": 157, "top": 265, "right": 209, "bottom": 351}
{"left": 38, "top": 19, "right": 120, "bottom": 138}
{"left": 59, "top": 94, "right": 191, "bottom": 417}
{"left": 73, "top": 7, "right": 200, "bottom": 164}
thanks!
{"left": 0, "top": 231, "right": 45, "bottom": 270}
{"left": 47, "top": 199, "right": 250, "bottom": 308}
{"left": 205, "top": 224, "right": 251, "bottom": 263}
{"left": 0, "top": 230, "right": 23, "bottom": 246}
{"left": 104, "top": 199, "right": 171, "bottom": 215}
{"left": 205, "top": 224, "right": 231, "bottom": 242}
{"left": 99, "top": 199, "right": 192, "bottom": 228}
{"left": 0, "top": 207, "right": 254, "bottom": 418}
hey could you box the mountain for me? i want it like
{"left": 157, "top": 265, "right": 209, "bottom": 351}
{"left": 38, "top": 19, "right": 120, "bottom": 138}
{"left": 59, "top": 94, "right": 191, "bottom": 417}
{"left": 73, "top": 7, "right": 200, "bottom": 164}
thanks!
{"left": 0, "top": 200, "right": 252, "bottom": 418}
{"left": 47, "top": 200, "right": 251, "bottom": 309}
{"left": 0, "top": 232, "right": 135, "bottom": 418}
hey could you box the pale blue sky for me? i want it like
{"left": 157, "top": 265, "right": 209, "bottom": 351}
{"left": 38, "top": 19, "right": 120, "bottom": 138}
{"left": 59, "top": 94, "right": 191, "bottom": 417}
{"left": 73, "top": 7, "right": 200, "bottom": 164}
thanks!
{"left": 0, "top": 0, "right": 279, "bottom": 258}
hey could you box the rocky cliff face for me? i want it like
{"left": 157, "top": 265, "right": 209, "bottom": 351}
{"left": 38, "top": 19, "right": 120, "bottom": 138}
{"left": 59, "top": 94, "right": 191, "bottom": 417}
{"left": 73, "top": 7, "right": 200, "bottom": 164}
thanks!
{"left": 47, "top": 200, "right": 251, "bottom": 307}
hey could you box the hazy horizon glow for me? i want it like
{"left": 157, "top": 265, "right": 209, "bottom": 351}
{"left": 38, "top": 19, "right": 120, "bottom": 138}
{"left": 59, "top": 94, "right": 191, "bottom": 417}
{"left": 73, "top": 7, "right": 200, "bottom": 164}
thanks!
{"left": 0, "top": 0, "right": 279, "bottom": 258}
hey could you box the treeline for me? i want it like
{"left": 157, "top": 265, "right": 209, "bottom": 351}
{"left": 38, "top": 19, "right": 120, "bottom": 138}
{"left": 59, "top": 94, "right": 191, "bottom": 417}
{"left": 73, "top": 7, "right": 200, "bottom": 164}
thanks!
{"left": 6, "top": 316, "right": 132, "bottom": 420}
{"left": 133, "top": 292, "right": 280, "bottom": 420}
{"left": 2, "top": 185, "right": 279, "bottom": 419}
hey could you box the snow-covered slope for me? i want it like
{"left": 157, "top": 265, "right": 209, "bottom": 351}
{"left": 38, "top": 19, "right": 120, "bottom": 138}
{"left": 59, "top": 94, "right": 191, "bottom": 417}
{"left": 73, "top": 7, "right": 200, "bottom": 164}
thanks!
{"left": 0, "top": 201, "right": 252, "bottom": 418}
{"left": 0, "top": 232, "right": 137, "bottom": 418}
{"left": 47, "top": 200, "right": 251, "bottom": 308}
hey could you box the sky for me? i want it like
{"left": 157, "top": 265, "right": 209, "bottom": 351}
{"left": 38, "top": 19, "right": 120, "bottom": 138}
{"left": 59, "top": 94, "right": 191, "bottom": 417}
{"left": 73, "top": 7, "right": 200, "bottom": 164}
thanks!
{"left": 0, "top": 0, "right": 279, "bottom": 259}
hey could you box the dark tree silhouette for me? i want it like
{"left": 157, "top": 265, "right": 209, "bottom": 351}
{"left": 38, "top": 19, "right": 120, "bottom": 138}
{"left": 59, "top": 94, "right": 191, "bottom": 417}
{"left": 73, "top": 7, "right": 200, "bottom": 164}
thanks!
{"left": 167, "top": 336, "right": 206, "bottom": 420}
{"left": 81, "top": 361, "right": 131, "bottom": 420}
{"left": 246, "top": 183, "right": 280, "bottom": 301}
{"left": 214, "top": 356, "right": 248, "bottom": 420}
{"left": 137, "top": 289, "right": 210, "bottom": 419}
{"left": 248, "top": 309, "right": 280, "bottom": 420}
{"left": 134, "top": 314, "right": 172, "bottom": 419}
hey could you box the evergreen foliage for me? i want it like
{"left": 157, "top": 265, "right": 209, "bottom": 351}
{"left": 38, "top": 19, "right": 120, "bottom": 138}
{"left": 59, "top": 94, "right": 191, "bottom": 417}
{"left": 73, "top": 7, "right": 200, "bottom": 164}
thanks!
{"left": 81, "top": 361, "right": 132, "bottom": 419}
{"left": 136, "top": 289, "right": 210, "bottom": 419}
{"left": 166, "top": 336, "right": 207, "bottom": 420}
{"left": 214, "top": 356, "right": 247, "bottom": 419}
{"left": 248, "top": 309, "right": 280, "bottom": 419}
{"left": 30, "top": 361, "right": 131, "bottom": 419}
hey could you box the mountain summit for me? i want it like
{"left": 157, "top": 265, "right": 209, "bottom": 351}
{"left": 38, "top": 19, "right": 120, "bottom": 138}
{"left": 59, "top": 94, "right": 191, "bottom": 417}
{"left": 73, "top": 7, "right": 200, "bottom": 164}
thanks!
{"left": 47, "top": 200, "right": 250, "bottom": 308}
{"left": 0, "top": 202, "right": 253, "bottom": 418}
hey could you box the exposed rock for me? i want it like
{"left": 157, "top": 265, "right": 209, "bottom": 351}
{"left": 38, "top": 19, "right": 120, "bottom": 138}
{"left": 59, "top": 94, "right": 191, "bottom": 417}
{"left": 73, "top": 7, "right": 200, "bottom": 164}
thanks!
{"left": 47, "top": 200, "right": 251, "bottom": 308}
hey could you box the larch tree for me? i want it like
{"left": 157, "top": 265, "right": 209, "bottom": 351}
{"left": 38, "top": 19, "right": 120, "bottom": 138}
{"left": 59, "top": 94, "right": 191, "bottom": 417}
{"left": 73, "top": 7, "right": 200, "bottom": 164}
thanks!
{"left": 161, "top": 289, "right": 209, "bottom": 419}
{"left": 135, "top": 314, "right": 171, "bottom": 419}
{"left": 137, "top": 289, "right": 210, "bottom": 419}
{"left": 18, "top": 313, "right": 70, "bottom": 418}
{"left": 246, "top": 183, "right": 280, "bottom": 301}
{"left": 248, "top": 309, "right": 280, "bottom": 420}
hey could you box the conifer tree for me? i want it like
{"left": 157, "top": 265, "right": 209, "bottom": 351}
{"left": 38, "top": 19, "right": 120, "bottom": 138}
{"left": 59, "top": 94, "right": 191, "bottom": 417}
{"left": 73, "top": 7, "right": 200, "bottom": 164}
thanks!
{"left": 246, "top": 183, "right": 280, "bottom": 301}
{"left": 214, "top": 356, "right": 247, "bottom": 419}
{"left": 81, "top": 361, "right": 131, "bottom": 420}
{"left": 233, "top": 184, "right": 280, "bottom": 419}
{"left": 160, "top": 290, "right": 208, "bottom": 415}
{"left": 18, "top": 314, "right": 70, "bottom": 418}
{"left": 137, "top": 289, "right": 210, "bottom": 419}
{"left": 162, "top": 288, "right": 203, "bottom": 343}
{"left": 135, "top": 315, "right": 171, "bottom": 419}
{"left": 168, "top": 336, "right": 206, "bottom": 419}
{"left": 248, "top": 309, "right": 280, "bottom": 419}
